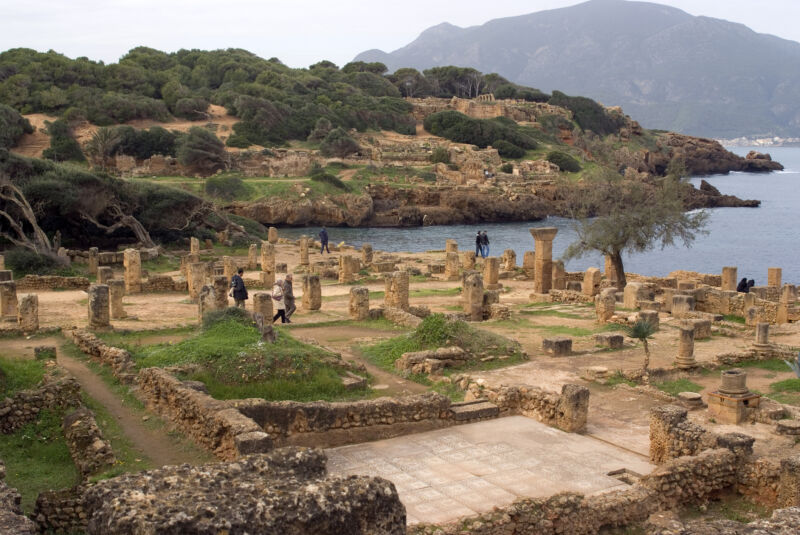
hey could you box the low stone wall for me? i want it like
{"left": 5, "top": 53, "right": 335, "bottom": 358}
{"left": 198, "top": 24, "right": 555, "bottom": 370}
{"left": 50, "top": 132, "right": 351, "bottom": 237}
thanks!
{"left": 0, "top": 461, "right": 37, "bottom": 534}
{"left": 137, "top": 367, "right": 271, "bottom": 460}
{"left": 15, "top": 275, "right": 90, "bottom": 291}
{"left": 62, "top": 407, "right": 115, "bottom": 478}
{"left": 546, "top": 289, "right": 594, "bottom": 304}
{"left": 0, "top": 377, "right": 81, "bottom": 434}
{"left": 650, "top": 506, "right": 800, "bottom": 534}
{"left": 141, "top": 275, "right": 185, "bottom": 292}
{"left": 33, "top": 485, "right": 89, "bottom": 534}
{"left": 68, "top": 248, "right": 158, "bottom": 265}
{"left": 649, "top": 405, "right": 716, "bottom": 463}
{"left": 70, "top": 329, "right": 137, "bottom": 383}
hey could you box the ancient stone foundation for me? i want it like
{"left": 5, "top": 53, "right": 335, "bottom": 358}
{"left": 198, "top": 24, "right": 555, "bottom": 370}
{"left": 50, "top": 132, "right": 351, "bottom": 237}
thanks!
{"left": 123, "top": 248, "right": 141, "bottom": 294}
{"left": 349, "top": 287, "right": 370, "bottom": 320}
{"left": 62, "top": 407, "right": 115, "bottom": 478}
{"left": 0, "top": 461, "right": 37, "bottom": 534}
{"left": 0, "top": 377, "right": 81, "bottom": 434}
{"left": 253, "top": 292, "right": 273, "bottom": 320}
{"left": 87, "top": 284, "right": 110, "bottom": 328}
{"left": 109, "top": 280, "right": 126, "bottom": 319}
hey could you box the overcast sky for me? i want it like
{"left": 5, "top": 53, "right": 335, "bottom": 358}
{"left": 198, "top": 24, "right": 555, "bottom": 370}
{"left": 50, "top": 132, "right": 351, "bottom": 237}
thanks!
{"left": 3, "top": 0, "right": 800, "bottom": 68}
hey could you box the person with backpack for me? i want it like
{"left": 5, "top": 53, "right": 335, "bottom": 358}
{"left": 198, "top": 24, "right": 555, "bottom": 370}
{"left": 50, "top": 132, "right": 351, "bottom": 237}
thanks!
{"left": 229, "top": 268, "right": 248, "bottom": 308}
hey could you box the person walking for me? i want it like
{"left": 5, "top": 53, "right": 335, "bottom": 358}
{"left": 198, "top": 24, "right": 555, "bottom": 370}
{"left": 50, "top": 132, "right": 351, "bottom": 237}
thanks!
{"left": 272, "top": 278, "right": 287, "bottom": 323}
{"left": 736, "top": 277, "right": 748, "bottom": 293}
{"left": 475, "top": 231, "right": 482, "bottom": 257}
{"left": 230, "top": 268, "right": 248, "bottom": 308}
{"left": 282, "top": 274, "right": 296, "bottom": 323}
{"left": 480, "top": 231, "right": 490, "bottom": 258}
{"left": 319, "top": 227, "right": 330, "bottom": 254}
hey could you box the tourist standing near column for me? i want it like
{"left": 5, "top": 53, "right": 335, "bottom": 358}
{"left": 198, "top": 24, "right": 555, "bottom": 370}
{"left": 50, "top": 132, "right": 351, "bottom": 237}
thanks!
{"left": 282, "top": 274, "right": 296, "bottom": 323}
{"left": 230, "top": 268, "right": 248, "bottom": 308}
{"left": 481, "top": 231, "right": 490, "bottom": 258}
{"left": 475, "top": 231, "right": 482, "bottom": 257}
{"left": 272, "top": 278, "right": 287, "bottom": 323}
{"left": 319, "top": 227, "right": 330, "bottom": 254}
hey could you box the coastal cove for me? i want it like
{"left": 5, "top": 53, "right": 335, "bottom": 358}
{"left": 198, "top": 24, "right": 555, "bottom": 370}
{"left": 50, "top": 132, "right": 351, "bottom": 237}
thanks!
{"left": 280, "top": 147, "right": 799, "bottom": 284}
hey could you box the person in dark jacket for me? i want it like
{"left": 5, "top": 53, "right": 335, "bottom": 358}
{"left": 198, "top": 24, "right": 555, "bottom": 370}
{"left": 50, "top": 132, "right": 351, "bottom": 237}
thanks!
{"left": 475, "top": 231, "right": 482, "bottom": 257}
{"left": 319, "top": 227, "right": 330, "bottom": 254}
{"left": 736, "top": 278, "right": 748, "bottom": 292}
{"left": 480, "top": 231, "right": 490, "bottom": 258}
{"left": 747, "top": 279, "right": 755, "bottom": 292}
{"left": 230, "top": 268, "right": 248, "bottom": 308}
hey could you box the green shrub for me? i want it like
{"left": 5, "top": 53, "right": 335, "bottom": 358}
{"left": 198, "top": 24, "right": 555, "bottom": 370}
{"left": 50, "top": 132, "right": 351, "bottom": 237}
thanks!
{"left": 493, "top": 140, "right": 525, "bottom": 158}
{"left": 225, "top": 134, "right": 252, "bottom": 148}
{"left": 201, "top": 307, "right": 253, "bottom": 331}
{"left": 0, "top": 357, "right": 45, "bottom": 398}
{"left": 547, "top": 150, "right": 582, "bottom": 172}
{"left": 114, "top": 126, "right": 178, "bottom": 159}
{"left": 429, "top": 147, "right": 450, "bottom": 164}
{"left": 423, "top": 111, "right": 536, "bottom": 150}
{"left": 548, "top": 90, "right": 625, "bottom": 136}
{"left": 173, "top": 97, "right": 209, "bottom": 120}
{"left": 177, "top": 127, "right": 226, "bottom": 173}
{"left": 319, "top": 127, "right": 360, "bottom": 158}
{"left": 4, "top": 249, "right": 71, "bottom": 277}
{"left": 42, "top": 120, "right": 84, "bottom": 162}
{"left": 310, "top": 170, "right": 350, "bottom": 191}
{"left": 500, "top": 163, "right": 513, "bottom": 173}
{"left": 0, "top": 104, "right": 33, "bottom": 149}
{"left": 204, "top": 175, "right": 249, "bottom": 200}
{"left": 227, "top": 214, "right": 268, "bottom": 239}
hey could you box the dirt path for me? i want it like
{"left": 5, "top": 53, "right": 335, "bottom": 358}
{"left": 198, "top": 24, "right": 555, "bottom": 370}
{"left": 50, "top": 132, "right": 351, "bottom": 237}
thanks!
{"left": 57, "top": 348, "right": 200, "bottom": 467}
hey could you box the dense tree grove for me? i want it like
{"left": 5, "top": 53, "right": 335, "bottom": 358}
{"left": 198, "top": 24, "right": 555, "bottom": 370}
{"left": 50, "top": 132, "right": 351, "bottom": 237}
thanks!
{"left": 423, "top": 111, "right": 537, "bottom": 150}
{"left": 0, "top": 103, "right": 33, "bottom": 149}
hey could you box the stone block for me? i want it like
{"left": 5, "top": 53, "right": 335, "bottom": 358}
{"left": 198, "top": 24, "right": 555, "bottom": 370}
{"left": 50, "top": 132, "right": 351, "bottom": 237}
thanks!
{"left": 551, "top": 260, "right": 566, "bottom": 290}
{"left": 0, "top": 280, "right": 18, "bottom": 317}
{"left": 543, "top": 336, "right": 572, "bottom": 356}
{"left": 109, "top": 280, "right": 126, "bottom": 320}
{"left": 349, "top": 287, "right": 370, "bottom": 321}
{"left": 462, "top": 272, "right": 484, "bottom": 321}
{"left": 721, "top": 266, "right": 737, "bottom": 292}
{"left": 682, "top": 318, "right": 711, "bottom": 339}
{"left": 302, "top": 274, "right": 322, "bottom": 311}
{"left": 768, "top": 267, "right": 782, "bottom": 288}
{"left": 123, "top": 249, "right": 142, "bottom": 294}
{"left": 566, "top": 281, "right": 582, "bottom": 292}
{"left": 97, "top": 266, "right": 113, "bottom": 285}
{"left": 88, "top": 284, "right": 110, "bottom": 328}
{"left": 252, "top": 292, "right": 273, "bottom": 320}
{"left": 17, "top": 293, "right": 38, "bottom": 332}
{"left": 672, "top": 295, "right": 695, "bottom": 318}
{"left": 582, "top": 267, "right": 602, "bottom": 296}
{"left": 384, "top": 271, "right": 409, "bottom": 311}
{"left": 594, "top": 333, "right": 624, "bottom": 349}
{"left": 267, "top": 226, "right": 278, "bottom": 244}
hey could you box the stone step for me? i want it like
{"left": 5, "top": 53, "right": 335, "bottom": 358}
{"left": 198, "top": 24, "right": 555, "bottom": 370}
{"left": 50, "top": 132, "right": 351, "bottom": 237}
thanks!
{"left": 450, "top": 400, "right": 500, "bottom": 421}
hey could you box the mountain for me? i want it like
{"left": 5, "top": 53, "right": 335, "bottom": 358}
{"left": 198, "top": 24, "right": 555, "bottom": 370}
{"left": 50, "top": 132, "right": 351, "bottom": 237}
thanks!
{"left": 355, "top": 0, "right": 800, "bottom": 138}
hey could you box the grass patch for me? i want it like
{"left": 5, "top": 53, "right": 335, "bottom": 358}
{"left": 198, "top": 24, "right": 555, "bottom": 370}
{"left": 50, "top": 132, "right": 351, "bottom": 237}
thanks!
{"left": 0, "top": 408, "right": 79, "bottom": 512}
{"left": 653, "top": 378, "right": 704, "bottom": 397}
{"left": 724, "top": 359, "right": 791, "bottom": 372}
{"left": 723, "top": 314, "right": 746, "bottom": 324}
{"left": 96, "top": 326, "right": 196, "bottom": 349}
{"left": 770, "top": 378, "right": 800, "bottom": 393}
{"left": 520, "top": 308, "right": 587, "bottom": 320}
{"left": 410, "top": 287, "right": 461, "bottom": 298}
{"left": 0, "top": 357, "right": 46, "bottom": 398}
{"left": 142, "top": 255, "right": 181, "bottom": 273}
{"left": 430, "top": 381, "right": 465, "bottom": 402}
{"left": 605, "top": 372, "right": 636, "bottom": 387}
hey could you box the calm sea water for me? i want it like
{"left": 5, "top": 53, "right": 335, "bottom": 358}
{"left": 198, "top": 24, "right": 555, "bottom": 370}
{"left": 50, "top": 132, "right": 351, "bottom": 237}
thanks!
{"left": 279, "top": 147, "right": 799, "bottom": 284}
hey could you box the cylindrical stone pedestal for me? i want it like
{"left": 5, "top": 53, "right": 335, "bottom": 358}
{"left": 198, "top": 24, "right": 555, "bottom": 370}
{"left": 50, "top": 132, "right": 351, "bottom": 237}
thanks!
{"left": 502, "top": 249, "right": 516, "bottom": 271}
{"left": 268, "top": 227, "right": 278, "bottom": 244}
{"left": 720, "top": 369, "right": 748, "bottom": 395}
{"left": 17, "top": 294, "right": 38, "bottom": 332}
{"left": 187, "top": 262, "right": 206, "bottom": 300}
{"left": 302, "top": 274, "right": 322, "bottom": 311}
{"left": 252, "top": 292, "right": 273, "bottom": 320}
{"left": 349, "top": 287, "right": 370, "bottom": 320}
{"left": 675, "top": 327, "right": 696, "bottom": 369}
{"left": 260, "top": 241, "right": 275, "bottom": 277}
{"left": 198, "top": 285, "right": 215, "bottom": 321}
{"left": 483, "top": 257, "right": 500, "bottom": 289}
{"left": 595, "top": 288, "right": 616, "bottom": 323}
{"left": 299, "top": 237, "right": 310, "bottom": 266}
{"left": 213, "top": 276, "right": 229, "bottom": 309}
{"left": 109, "top": 280, "right": 126, "bottom": 319}
{"left": 721, "top": 266, "right": 737, "bottom": 292}
{"left": 755, "top": 322, "right": 770, "bottom": 346}
{"left": 88, "top": 284, "right": 110, "bottom": 328}
{"left": 190, "top": 237, "right": 200, "bottom": 255}
{"left": 123, "top": 249, "right": 142, "bottom": 294}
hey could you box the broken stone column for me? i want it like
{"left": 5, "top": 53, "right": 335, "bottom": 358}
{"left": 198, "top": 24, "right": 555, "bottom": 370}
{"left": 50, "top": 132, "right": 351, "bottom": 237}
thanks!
{"left": 529, "top": 227, "right": 558, "bottom": 294}
{"left": 522, "top": 251, "right": 536, "bottom": 278}
{"left": 462, "top": 272, "right": 485, "bottom": 321}
{"left": 502, "top": 249, "right": 516, "bottom": 271}
{"left": 88, "top": 247, "right": 99, "bottom": 276}
{"left": 213, "top": 276, "right": 229, "bottom": 309}
{"left": 0, "top": 281, "right": 18, "bottom": 318}
{"left": 361, "top": 243, "right": 373, "bottom": 265}
{"left": 260, "top": 241, "right": 275, "bottom": 287}
{"left": 384, "top": 271, "right": 409, "bottom": 311}
{"left": 604, "top": 255, "right": 618, "bottom": 283}
{"left": 675, "top": 327, "right": 696, "bottom": 369}
{"left": 483, "top": 257, "right": 501, "bottom": 290}
{"left": 123, "top": 249, "right": 142, "bottom": 294}
{"left": 768, "top": 267, "right": 782, "bottom": 288}
{"left": 444, "top": 252, "right": 460, "bottom": 281}
{"left": 198, "top": 285, "right": 215, "bottom": 321}
{"left": 623, "top": 282, "right": 644, "bottom": 309}
{"left": 268, "top": 227, "right": 278, "bottom": 244}
{"left": 109, "top": 280, "right": 126, "bottom": 320}
{"left": 595, "top": 288, "right": 616, "bottom": 323}
{"left": 445, "top": 239, "right": 458, "bottom": 254}
{"left": 299, "top": 237, "right": 310, "bottom": 266}
{"left": 17, "top": 294, "right": 38, "bottom": 332}
{"left": 302, "top": 274, "right": 322, "bottom": 310}
{"left": 57, "top": 247, "right": 70, "bottom": 265}
{"left": 672, "top": 295, "right": 695, "bottom": 318}
{"left": 639, "top": 310, "right": 659, "bottom": 331}
{"left": 583, "top": 267, "right": 602, "bottom": 297}
{"left": 223, "top": 256, "right": 236, "bottom": 281}
{"left": 247, "top": 244, "right": 258, "bottom": 270}
{"left": 551, "top": 260, "right": 566, "bottom": 290}
{"left": 190, "top": 237, "right": 200, "bottom": 255}
{"left": 187, "top": 262, "right": 206, "bottom": 300}
{"left": 338, "top": 255, "right": 358, "bottom": 284}
{"left": 97, "top": 266, "right": 113, "bottom": 285}
{"left": 755, "top": 322, "right": 770, "bottom": 347}
{"left": 462, "top": 251, "right": 476, "bottom": 270}
{"left": 349, "top": 287, "right": 370, "bottom": 320}
{"left": 777, "top": 284, "right": 798, "bottom": 324}
{"left": 252, "top": 292, "right": 273, "bottom": 320}
{"left": 88, "top": 284, "right": 110, "bottom": 329}
{"left": 721, "top": 266, "right": 738, "bottom": 292}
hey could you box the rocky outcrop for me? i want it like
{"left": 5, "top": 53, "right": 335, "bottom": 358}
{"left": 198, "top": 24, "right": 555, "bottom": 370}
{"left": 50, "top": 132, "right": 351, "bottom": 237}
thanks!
{"left": 651, "top": 133, "right": 784, "bottom": 175}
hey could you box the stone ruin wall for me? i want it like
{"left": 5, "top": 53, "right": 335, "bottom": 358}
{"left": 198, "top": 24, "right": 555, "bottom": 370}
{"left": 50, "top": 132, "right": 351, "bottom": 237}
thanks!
{"left": 67, "top": 247, "right": 158, "bottom": 265}
{"left": 141, "top": 274, "right": 186, "bottom": 293}
{"left": 62, "top": 407, "right": 116, "bottom": 479}
{"left": 0, "top": 461, "right": 37, "bottom": 535}
{"left": 407, "top": 96, "right": 572, "bottom": 123}
{"left": 71, "top": 329, "right": 137, "bottom": 383}
{"left": 15, "top": 275, "right": 90, "bottom": 291}
{"left": 0, "top": 377, "right": 81, "bottom": 434}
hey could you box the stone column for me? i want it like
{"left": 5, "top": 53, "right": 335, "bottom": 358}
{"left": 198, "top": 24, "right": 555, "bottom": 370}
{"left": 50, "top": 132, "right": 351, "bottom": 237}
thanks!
{"left": 299, "top": 237, "right": 310, "bottom": 266}
{"left": 583, "top": 267, "right": 602, "bottom": 297}
{"left": 349, "top": 287, "right": 370, "bottom": 320}
{"left": 88, "top": 284, "right": 110, "bottom": 329}
{"left": 198, "top": 285, "right": 215, "bottom": 321}
{"left": 604, "top": 255, "right": 618, "bottom": 283}
{"left": 675, "top": 327, "right": 696, "bottom": 369}
{"left": 0, "top": 281, "right": 18, "bottom": 318}
{"left": 302, "top": 274, "right": 322, "bottom": 310}
{"left": 88, "top": 247, "right": 99, "bottom": 276}
{"left": 361, "top": 243, "right": 373, "bottom": 265}
{"left": 213, "top": 276, "right": 229, "bottom": 309}
{"left": 268, "top": 226, "right": 278, "bottom": 244}
{"left": 338, "top": 255, "right": 358, "bottom": 284}
{"left": 444, "top": 252, "right": 460, "bottom": 281}
{"left": 247, "top": 244, "right": 258, "bottom": 270}
{"left": 551, "top": 261, "right": 566, "bottom": 290}
{"left": 462, "top": 272, "right": 485, "bottom": 321}
{"left": 97, "top": 266, "right": 113, "bottom": 285}
{"left": 260, "top": 241, "right": 275, "bottom": 286}
{"left": 768, "top": 267, "right": 782, "bottom": 288}
{"left": 187, "top": 262, "right": 206, "bottom": 300}
{"left": 0, "top": 270, "right": 11, "bottom": 282}
{"left": 190, "top": 237, "right": 200, "bottom": 255}
{"left": 461, "top": 251, "right": 476, "bottom": 270}
{"left": 721, "top": 266, "right": 737, "bottom": 292}
{"left": 0, "top": 254, "right": 4, "bottom": 270}
{"left": 445, "top": 239, "right": 458, "bottom": 254}
{"left": 595, "top": 288, "right": 616, "bottom": 323}
{"left": 483, "top": 257, "right": 500, "bottom": 290}
{"left": 522, "top": 251, "right": 536, "bottom": 278}
{"left": 530, "top": 227, "right": 558, "bottom": 294}
{"left": 755, "top": 322, "right": 770, "bottom": 346}
{"left": 502, "top": 249, "right": 516, "bottom": 271}
{"left": 109, "top": 280, "right": 126, "bottom": 320}
{"left": 384, "top": 271, "right": 409, "bottom": 311}
{"left": 17, "top": 294, "right": 38, "bottom": 332}
{"left": 252, "top": 292, "right": 273, "bottom": 320}
{"left": 223, "top": 256, "right": 236, "bottom": 281}
{"left": 123, "top": 249, "right": 142, "bottom": 294}
{"left": 623, "top": 282, "right": 643, "bottom": 309}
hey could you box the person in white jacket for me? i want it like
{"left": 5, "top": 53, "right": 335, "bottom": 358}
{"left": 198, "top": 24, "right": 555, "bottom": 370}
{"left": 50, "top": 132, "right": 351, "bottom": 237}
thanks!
{"left": 272, "top": 279, "right": 287, "bottom": 324}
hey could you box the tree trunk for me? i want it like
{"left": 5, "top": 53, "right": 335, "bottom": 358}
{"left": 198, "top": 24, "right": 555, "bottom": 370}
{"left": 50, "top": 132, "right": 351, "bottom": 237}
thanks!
{"left": 642, "top": 339, "right": 650, "bottom": 373}
{"left": 609, "top": 249, "right": 627, "bottom": 288}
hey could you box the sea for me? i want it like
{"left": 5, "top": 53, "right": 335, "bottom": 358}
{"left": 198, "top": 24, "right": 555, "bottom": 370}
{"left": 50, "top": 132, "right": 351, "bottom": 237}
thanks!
{"left": 278, "top": 147, "right": 799, "bottom": 284}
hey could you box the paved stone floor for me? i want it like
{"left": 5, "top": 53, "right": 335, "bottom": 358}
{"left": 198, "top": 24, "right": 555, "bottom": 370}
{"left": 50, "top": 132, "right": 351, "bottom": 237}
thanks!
{"left": 326, "top": 416, "right": 654, "bottom": 525}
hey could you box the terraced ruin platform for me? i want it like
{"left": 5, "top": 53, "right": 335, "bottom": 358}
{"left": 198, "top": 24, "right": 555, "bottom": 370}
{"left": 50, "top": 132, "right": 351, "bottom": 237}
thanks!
{"left": 325, "top": 415, "right": 654, "bottom": 525}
